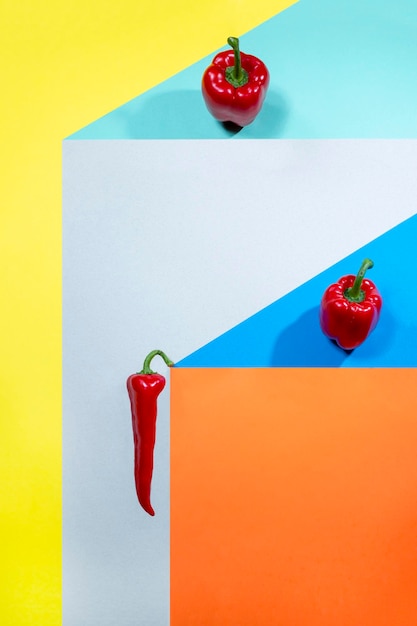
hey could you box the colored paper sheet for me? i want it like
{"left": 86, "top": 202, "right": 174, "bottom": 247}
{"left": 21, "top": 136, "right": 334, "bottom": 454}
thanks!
{"left": 171, "top": 367, "right": 417, "bottom": 626}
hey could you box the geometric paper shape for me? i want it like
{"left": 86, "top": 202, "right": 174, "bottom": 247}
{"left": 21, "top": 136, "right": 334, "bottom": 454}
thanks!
{"left": 171, "top": 367, "right": 417, "bottom": 625}
{"left": 177, "top": 213, "right": 417, "bottom": 367}
{"left": 68, "top": 0, "right": 417, "bottom": 140}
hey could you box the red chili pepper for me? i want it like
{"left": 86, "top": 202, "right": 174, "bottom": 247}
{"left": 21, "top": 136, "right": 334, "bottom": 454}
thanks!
{"left": 319, "top": 258, "right": 382, "bottom": 350}
{"left": 202, "top": 36, "right": 270, "bottom": 127}
{"left": 127, "top": 349, "right": 174, "bottom": 516}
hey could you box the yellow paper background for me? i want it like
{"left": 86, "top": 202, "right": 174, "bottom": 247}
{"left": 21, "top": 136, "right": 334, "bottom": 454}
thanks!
{"left": 0, "top": 1, "right": 294, "bottom": 623}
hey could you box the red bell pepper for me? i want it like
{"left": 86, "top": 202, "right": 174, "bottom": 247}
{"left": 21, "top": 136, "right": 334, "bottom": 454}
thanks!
{"left": 319, "top": 258, "right": 382, "bottom": 350}
{"left": 202, "top": 36, "right": 270, "bottom": 127}
{"left": 127, "top": 349, "right": 174, "bottom": 516}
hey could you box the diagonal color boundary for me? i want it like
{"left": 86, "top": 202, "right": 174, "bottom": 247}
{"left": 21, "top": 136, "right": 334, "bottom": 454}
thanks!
{"left": 177, "top": 213, "right": 417, "bottom": 368}
{"left": 68, "top": 0, "right": 417, "bottom": 140}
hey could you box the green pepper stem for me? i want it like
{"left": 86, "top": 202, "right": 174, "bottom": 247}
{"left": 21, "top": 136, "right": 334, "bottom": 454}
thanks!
{"left": 344, "top": 258, "right": 374, "bottom": 303}
{"left": 225, "top": 36, "right": 249, "bottom": 88}
{"left": 140, "top": 349, "right": 174, "bottom": 374}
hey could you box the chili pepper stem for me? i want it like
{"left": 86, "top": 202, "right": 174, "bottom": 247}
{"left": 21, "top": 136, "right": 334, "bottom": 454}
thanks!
{"left": 344, "top": 258, "right": 374, "bottom": 303}
{"left": 140, "top": 349, "right": 174, "bottom": 375}
{"left": 225, "top": 37, "right": 249, "bottom": 88}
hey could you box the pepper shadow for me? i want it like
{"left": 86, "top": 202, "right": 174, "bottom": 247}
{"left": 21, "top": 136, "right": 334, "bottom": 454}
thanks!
{"left": 221, "top": 121, "right": 244, "bottom": 134}
{"left": 110, "top": 87, "right": 291, "bottom": 139}
{"left": 122, "top": 89, "right": 245, "bottom": 139}
{"left": 270, "top": 306, "right": 350, "bottom": 367}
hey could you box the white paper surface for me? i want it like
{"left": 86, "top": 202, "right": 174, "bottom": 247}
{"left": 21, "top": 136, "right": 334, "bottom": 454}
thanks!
{"left": 62, "top": 139, "right": 417, "bottom": 625}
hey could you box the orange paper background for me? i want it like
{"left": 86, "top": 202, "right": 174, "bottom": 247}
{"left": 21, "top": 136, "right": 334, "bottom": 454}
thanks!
{"left": 171, "top": 368, "right": 417, "bottom": 625}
